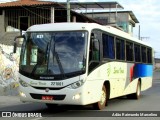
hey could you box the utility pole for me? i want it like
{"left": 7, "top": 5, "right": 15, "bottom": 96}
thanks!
{"left": 115, "top": 4, "right": 118, "bottom": 26}
{"left": 67, "top": 0, "right": 70, "bottom": 22}
{"left": 138, "top": 25, "right": 140, "bottom": 40}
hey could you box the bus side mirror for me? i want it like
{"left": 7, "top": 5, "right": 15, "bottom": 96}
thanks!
{"left": 13, "top": 36, "right": 24, "bottom": 53}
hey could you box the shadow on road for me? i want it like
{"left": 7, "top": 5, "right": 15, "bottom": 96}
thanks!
{"left": 0, "top": 95, "right": 147, "bottom": 117}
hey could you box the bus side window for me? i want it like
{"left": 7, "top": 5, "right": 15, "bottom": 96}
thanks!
{"left": 102, "top": 34, "right": 115, "bottom": 59}
{"left": 147, "top": 48, "right": 152, "bottom": 63}
{"left": 126, "top": 41, "right": 133, "bottom": 61}
{"left": 142, "top": 46, "right": 147, "bottom": 63}
{"left": 92, "top": 39, "right": 100, "bottom": 61}
{"left": 89, "top": 33, "right": 100, "bottom": 61}
{"left": 89, "top": 33, "right": 100, "bottom": 73}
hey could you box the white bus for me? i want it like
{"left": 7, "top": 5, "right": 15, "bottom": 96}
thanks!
{"left": 14, "top": 23, "right": 153, "bottom": 110}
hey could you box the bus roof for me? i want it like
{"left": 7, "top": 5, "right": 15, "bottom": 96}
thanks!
{"left": 27, "top": 22, "right": 152, "bottom": 48}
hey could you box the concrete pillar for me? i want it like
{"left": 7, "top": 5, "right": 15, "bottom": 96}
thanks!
{"left": 51, "top": 7, "right": 55, "bottom": 23}
{"left": 0, "top": 10, "right": 5, "bottom": 33}
{"left": 72, "top": 16, "right": 76, "bottom": 22}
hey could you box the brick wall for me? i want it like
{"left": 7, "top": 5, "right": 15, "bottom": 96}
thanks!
{"left": 0, "top": 44, "right": 20, "bottom": 95}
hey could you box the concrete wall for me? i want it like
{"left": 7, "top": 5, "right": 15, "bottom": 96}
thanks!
{"left": 0, "top": 11, "right": 20, "bottom": 95}
{"left": 0, "top": 44, "right": 20, "bottom": 96}
{"left": 155, "top": 63, "right": 160, "bottom": 70}
{"left": 0, "top": 10, "right": 5, "bottom": 40}
{"left": 0, "top": 32, "right": 20, "bottom": 45}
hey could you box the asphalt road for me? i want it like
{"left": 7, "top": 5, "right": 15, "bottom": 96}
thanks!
{"left": 0, "top": 72, "right": 160, "bottom": 120}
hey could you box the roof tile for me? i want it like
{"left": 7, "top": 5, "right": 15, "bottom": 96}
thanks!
{"left": 0, "top": 0, "right": 59, "bottom": 7}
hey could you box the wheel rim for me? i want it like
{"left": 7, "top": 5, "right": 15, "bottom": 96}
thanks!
{"left": 137, "top": 84, "right": 141, "bottom": 97}
{"left": 100, "top": 88, "right": 106, "bottom": 105}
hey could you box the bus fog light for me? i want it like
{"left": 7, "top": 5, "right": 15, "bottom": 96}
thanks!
{"left": 19, "top": 91, "right": 26, "bottom": 97}
{"left": 73, "top": 93, "right": 81, "bottom": 100}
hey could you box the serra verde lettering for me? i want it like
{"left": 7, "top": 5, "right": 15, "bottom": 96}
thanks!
{"left": 113, "top": 67, "right": 124, "bottom": 74}
{"left": 30, "top": 81, "right": 46, "bottom": 86}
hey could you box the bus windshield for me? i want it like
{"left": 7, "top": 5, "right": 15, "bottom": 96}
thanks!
{"left": 20, "top": 31, "right": 88, "bottom": 78}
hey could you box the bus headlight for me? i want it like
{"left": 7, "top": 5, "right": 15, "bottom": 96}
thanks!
{"left": 19, "top": 91, "right": 26, "bottom": 97}
{"left": 68, "top": 80, "right": 85, "bottom": 89}
{"left": 73, "top": 93, "right": 81, "bottom": 100}
{"left": 19, "top": 79, "right": 29, "bottom": 87}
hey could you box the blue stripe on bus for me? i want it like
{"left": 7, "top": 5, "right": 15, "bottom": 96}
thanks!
{"left": 134, "top": 64, "right": 153, "bottom": 78}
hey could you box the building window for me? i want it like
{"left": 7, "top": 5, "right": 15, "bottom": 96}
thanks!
{"left": 129, "top": 23, "right": 133, "bottom": 35}
{"left": 117, "top": 22, "right": 128, "bottom": 32}
{"left": 0, "top": 10, "right": 2, "bottom": 15}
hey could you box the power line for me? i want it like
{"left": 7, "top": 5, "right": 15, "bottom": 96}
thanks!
{"left": 140, "top": 37, "right": 150, "bottom": 41}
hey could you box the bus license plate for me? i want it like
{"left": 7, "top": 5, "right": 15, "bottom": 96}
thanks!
{"left": 42, "top": 96, "right": 53, "bottom": 100}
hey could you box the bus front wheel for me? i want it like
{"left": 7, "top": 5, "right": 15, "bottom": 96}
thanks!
{"left": 93, "top": 85, "right": 107, "bottom": 110}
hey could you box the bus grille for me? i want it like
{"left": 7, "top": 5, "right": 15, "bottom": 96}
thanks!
{"left": 31, "top": 86, "right": 65, "bottom": 90}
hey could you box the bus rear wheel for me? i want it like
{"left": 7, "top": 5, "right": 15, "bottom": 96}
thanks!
{"left": 93, "top": 85, "right": 107, "bottom": 110}
{"left": 127, "top": 81, "right": 141, "bottom": 99}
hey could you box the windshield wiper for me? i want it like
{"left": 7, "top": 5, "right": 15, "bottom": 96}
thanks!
{"left": 55, "top": 52, "right": 66, "bottom": 78}
{"left": 31, "top": 64, "right": 38, "bottom": 75}
{"left": 51, "top": 35, "right": 66, "bottom": 78}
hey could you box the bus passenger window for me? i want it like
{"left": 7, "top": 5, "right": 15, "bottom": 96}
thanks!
{"left": 102, "top": 34, "right": 115, "bottom": 59}
{"left": 147, "top": 48, "right": 152, "bottom": 63}
{"left": 126, "top": 42, "right": 133, "bottom": 61}
{"left": 134, "top": 44, "right": 141, "bottom": 62}
{"left": 142, "top": 46, "right": 147, "bottom": 63}
{"left": 116, "top": 39, "right": 125, "bottom": 60}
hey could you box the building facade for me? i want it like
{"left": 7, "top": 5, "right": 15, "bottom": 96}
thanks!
{"left": 155, "top": 58, "right": 160, "bottom": 70}
{"left": 85, "top": 11, "right": 139, "bottom": 36}
{"left": 0, "top": 0, "right": 99, "bottom": 45}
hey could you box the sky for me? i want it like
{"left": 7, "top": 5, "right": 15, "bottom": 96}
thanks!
{"left": 0, "top": 0, "right": 160, "bottom": 57}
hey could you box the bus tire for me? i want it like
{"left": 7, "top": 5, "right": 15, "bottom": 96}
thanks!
{"left": 46, "top": 103, "right": 58, "bottom": 109}
{"left": 93, "top": 85, "right": 107, "bottom": 110}
{"left": 127, "top": 81, "right": 141, "bottom": 99}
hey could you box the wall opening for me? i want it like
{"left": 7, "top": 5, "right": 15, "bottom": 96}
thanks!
{"left": 19, "top": 16, "right": 29, "bottom": 31}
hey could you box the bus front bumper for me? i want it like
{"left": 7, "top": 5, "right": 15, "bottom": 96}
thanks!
{"left": 18, "top": 84, "right": 98, "bottom": 105}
